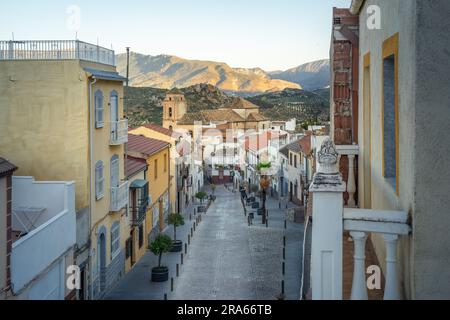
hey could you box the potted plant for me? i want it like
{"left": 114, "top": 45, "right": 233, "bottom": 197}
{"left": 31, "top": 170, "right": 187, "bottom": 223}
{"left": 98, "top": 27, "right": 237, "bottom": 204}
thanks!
{"left": 196, "top": 191, "right": 207, "bottom": 204}
{"left": 149, "top": 234, "right": 173, "bottom": 282}
{"left": 168, "top": 213, "right": 185, "bottom": 252}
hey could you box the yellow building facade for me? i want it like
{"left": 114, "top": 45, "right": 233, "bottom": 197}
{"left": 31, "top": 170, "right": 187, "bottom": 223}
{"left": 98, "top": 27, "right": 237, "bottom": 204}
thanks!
{"left": 0, "top": 41, "right": 129, "bottom": 300}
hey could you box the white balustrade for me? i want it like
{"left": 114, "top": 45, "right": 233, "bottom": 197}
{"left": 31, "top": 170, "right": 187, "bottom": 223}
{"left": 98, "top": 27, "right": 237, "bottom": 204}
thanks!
{"left": 336, "top": 145, "right": 358, "bottom": 207}
{"left": 310, "top": 139, "right": 411, "bottom": 300}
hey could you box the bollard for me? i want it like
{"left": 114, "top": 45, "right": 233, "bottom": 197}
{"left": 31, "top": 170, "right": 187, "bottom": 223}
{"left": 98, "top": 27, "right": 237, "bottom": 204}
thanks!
{"left": 248, "top": 216, "right": 251, "bottom": 227}
{"left": 171, "top": 278, "right": 174, "bottom": 292}
{"left": 164, "top": 293, "right": 168, "bottom": 300}
{"left": 283, "top": 247, "right": 286, "bottom": 260}
{"left": 191, "top": 228, "right": 193, "bottom": 237}
{"left": 283, "top": 236, "right": 286, "bottom": 247}
{"left": 282, "top": 262, "right": 285, "bottom": 275}
{"left": 266, "top": 219, "right": 268, "bottom": 228}
{"left": 282, "top": 280, "right": 285, "bottom": 295}
{"left": 181, "top": 253, "right": 184, "bottom": 265}
{"left": 286, "top": 204, "right": 288, "bottom": 209}
{"left": 194, "top": 222, "right": 196, "bottom": 231}
{"left": 188, "top": 234, "right": 191, "bottom": 245}
{"left": 194, "top": 208, "right": 196, "bottom": 215}
{"left": 185, "top": 243, "right": 187, "bottom": 254}
{"left": 284, "top": 220, "right": 287, "bottom": 229}
{"left": 176, "top": 264, "right": 180, "bottom": 277}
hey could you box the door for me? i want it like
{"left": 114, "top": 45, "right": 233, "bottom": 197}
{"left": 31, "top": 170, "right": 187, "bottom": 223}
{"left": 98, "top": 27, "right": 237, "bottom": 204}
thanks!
{"left": 111, "top": 155, "right": 119, "bottom": 188}
{"left": 131, "top": 230, "right": 136, "bottom": 266}
{"left": 110, "top": 91, "right": 119, "bottom": 139}
{"left": 98, "top": 233, "right": 106, "bottom": 292}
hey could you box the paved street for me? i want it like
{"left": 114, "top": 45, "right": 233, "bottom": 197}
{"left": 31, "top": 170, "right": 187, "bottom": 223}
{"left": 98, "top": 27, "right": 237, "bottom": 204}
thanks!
{"left": 106, "top": 185, "right": 304, "bottom": 300}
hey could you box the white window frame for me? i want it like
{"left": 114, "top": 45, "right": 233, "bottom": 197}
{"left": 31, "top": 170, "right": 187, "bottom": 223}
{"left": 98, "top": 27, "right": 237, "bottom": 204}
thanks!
{"left": 110, "top": 221, "right": 121, "bottom": 260}
{"left": 95, "top": 90, "right": 104, "bottom": 129}
{"left": 95, "top": 161, "right": 105, "bottom": 200}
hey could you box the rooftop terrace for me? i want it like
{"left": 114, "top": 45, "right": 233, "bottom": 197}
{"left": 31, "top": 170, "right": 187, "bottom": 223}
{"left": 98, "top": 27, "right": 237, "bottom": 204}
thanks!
{"left": 0, "top": 40, "right": 116, "bottom": 66}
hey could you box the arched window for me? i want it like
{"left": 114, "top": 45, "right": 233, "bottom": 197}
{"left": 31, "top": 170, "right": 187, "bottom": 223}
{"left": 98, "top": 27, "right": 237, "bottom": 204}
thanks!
{"left": 110, "top": 221, "right": 120, "bottom": 260}
{"left": 169, "top": 107, "right": 173, "bottom": 118}
{"left": 95, "top": 161, "right": 105, "bottom": 200}
{"left": 95, "top": 90, "right": 104, "bottom": 128}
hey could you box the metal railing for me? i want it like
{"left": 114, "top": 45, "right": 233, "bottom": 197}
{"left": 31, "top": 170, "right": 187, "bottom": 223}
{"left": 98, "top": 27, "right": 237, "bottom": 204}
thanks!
{"left": 0, "top": 40, "right": 115, "bottom": 66}
{"left": 110, "top": 181, "right": 129, "bottom": 212}
{"left": 110, "top": 119, "right": 128, "bottom": 145}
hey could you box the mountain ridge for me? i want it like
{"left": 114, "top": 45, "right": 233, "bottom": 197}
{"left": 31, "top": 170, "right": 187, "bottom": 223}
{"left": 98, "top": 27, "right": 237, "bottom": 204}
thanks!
{"left": 116, "top": 52, "right": 302, "bottom": 94}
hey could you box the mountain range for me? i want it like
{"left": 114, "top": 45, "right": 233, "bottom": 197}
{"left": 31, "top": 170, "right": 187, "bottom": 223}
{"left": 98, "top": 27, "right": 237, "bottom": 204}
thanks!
{"left": 116, "top": 52, "right": 330, "bottom": 94}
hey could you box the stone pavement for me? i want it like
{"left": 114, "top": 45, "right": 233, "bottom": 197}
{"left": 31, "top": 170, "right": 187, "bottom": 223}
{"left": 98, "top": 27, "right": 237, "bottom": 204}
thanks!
{"left": 105, "top": 185, "right": 304, "bottom": 300}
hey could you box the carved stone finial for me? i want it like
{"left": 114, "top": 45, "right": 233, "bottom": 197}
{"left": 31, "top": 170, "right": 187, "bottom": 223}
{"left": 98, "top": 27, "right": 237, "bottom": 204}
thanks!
{"left": 317, "top": 138, "right": 339, "bottom": 174}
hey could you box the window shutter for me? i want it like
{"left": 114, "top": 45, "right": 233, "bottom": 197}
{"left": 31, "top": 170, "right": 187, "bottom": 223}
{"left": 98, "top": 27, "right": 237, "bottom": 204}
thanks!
{"left": 96, "top": 161, "right": 105, "bottom": 200}
{"left": 110, "top": 222, "right": 120, "bottom": 259}
{"left": 95, "top": 90, "right": 104, "bottom": 128}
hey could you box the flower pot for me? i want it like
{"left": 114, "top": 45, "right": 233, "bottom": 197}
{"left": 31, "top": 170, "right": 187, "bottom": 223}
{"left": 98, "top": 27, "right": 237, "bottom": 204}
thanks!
{"left": 151, "top": 266, "right": 169, "bottom": 282}
{"left": 170, "top": 240, "right": 183, "bottom": 253}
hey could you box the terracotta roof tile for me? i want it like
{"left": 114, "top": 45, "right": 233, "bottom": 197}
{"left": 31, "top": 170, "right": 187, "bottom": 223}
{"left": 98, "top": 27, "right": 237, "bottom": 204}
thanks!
{"left": 178, "top": 109, "right": 245, "bottom": 125}
{"left": 126, "top": 156, "right": 147, "bottom": 178}
{"left": 246, "top": 112, "right": 268, "bottom": 122}
{"left": 225, "top": 97, "right": 260, "bottom": 110}
{"left": 128, "top": 134, "right": 170, "bottom": 157}
{"left": 141, "top": 123, "right": 182, "bottom": 138}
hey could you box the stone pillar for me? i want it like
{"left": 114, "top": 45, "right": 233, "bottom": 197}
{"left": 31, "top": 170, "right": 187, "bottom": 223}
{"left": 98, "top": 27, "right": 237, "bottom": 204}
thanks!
{"left": 347, "top": 154, "right": 356, "bottom": 207}
{"left": 350, "top": 231, "right": 368, "bottom": 300}
{"left": 310, "top": 138, "right": 346, "bottom": 300}
{"left": 383, "top": 234, "right": 401, "bottom": 300}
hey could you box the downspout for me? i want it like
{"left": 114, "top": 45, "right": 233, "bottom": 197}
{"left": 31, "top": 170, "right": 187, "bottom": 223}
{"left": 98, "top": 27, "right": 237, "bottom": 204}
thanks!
{"left": 88, "top": 76, "right": 97, "bottom": 300}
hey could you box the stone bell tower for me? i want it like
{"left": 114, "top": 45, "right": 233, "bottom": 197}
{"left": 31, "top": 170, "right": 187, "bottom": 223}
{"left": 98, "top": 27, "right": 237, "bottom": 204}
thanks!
{"left": 162, "top": 88, "right": 188, "bottom": 130}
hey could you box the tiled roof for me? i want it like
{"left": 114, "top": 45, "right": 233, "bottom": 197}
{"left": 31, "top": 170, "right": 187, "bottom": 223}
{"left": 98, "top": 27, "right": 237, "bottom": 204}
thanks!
{"left": 0, "top": 157, "right": 18, "bottom": 177}
{"left": 141, "top": 123, "right": 182, "bottom": 139}
{"left": 178, "top": 109, "right": 245, "bottom": 125}
{"left": 246, "top": 112, "right": 268, "bottom": 122}
{"left": 128, "top": 134, "right": 170, "bottom": 157}
{"left": 126, "top": 156, "right": 147, "bottom": 178}
{"left": 84, "top": 68, "right": 127, "bottom": 82}
{"left": 299, "top": 135, "right": 312, "bottom": 155}
{"left": 284, "top": 140, "right": 302, "bottom": 154}
{"left": 225, "top": 98, "right": 260, "bottom": 110}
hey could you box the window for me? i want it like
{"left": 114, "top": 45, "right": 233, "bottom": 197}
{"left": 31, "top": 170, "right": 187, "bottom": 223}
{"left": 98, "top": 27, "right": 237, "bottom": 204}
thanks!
{"left": 138, "top": 224, "right": 144, "bottom": 249}
{"left": 382, "top": 33, "right": 399, "bottom": 194}
{"left": 95, "top": 161, "right": 105, "bottom": 200}
{"left": 110, "top": 155, "right": 119, "bottom": 188}
{"left": 169, "top": 107, "right": 173, "bottom": 118}
{"left": 164, "top": 154, "right": 167, "bottom": 172}
{"left": 110, "top": 221, "right": 120, "bottom": 259}
{"left": 94, "top": 90, "right": 104, "bottom": 128}
{"left": 289, "top": 153, "right": 292, "bottom": 166}
{"left": 154, "top": 159, "right": 158, "bottom": 180}
{"left": 294, "top": 155, "right": 298, "bottom": 168}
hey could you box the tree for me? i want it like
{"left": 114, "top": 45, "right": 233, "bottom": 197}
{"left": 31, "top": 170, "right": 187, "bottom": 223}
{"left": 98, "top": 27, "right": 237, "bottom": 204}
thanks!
{"left": 168, "top": 213, "right": 185, "bottom": 241}
{"left": 149, "top": 234, "right": 173, "bottom": 268}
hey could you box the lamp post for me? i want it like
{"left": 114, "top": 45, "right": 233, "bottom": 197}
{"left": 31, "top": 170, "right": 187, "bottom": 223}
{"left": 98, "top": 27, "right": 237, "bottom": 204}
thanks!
{"left": 260, "top": 175, "right": 270, "bottom": 225}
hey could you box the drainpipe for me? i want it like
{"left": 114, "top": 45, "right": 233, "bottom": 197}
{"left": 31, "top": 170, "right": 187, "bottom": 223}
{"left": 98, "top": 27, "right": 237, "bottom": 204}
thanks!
{"left": 88, "top": 76, "right": 97, "bottom": 300}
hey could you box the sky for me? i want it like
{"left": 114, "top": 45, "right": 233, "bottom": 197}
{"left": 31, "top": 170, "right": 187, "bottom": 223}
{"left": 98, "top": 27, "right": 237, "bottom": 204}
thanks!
{"left": 0, "top": 0, "right": 351, "bottom": 71}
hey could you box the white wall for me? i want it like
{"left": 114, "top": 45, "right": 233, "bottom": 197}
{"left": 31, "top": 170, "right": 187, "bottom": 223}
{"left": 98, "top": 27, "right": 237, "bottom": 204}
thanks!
{"left": 11, "top": 177, "right": 76, "bottom": 296}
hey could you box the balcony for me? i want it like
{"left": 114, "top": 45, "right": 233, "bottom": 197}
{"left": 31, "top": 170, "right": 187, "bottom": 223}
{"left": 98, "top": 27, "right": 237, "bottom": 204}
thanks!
{"left": 130, "top": 179, "right": 149, "bottom": 226}
{"left": 307, "top": 138, "right": 411, "bottom": 300}
{"left": 110, "top": 181, "right": 129, "bottom": 212}
{"left": 110, "top": 119, "right": 128, "bottom": 145}
{"left": 11, "top": 177, "right": 76, "bottom": 295}
{"left": 0, "top": 40, "right": 116, "bottom": 66}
